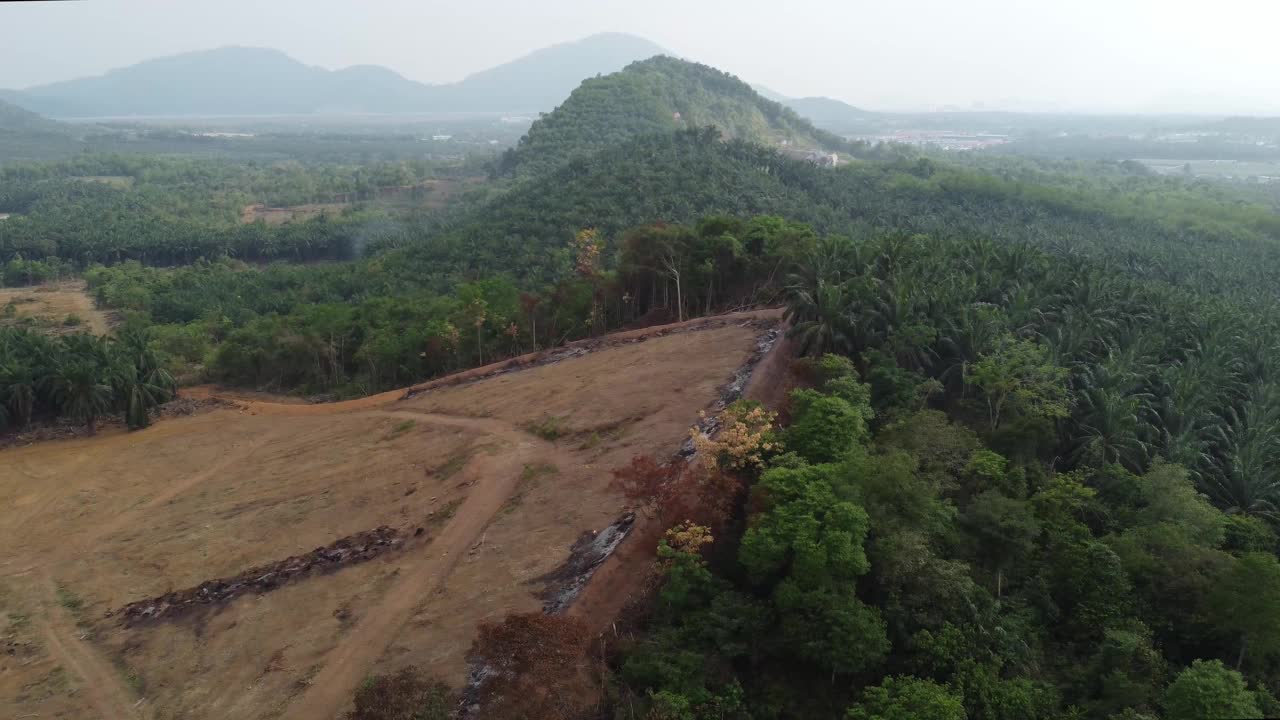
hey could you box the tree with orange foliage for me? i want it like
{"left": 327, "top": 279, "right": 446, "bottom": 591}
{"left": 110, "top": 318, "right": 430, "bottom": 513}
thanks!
{"left": 610, "top": 454, "right": 682, "bottom": 521}
{"left": 467, "top": 612, "right": 591, "bottom": 719}
{"left": 611, "top": 454, "right": 743, "bottom": 530}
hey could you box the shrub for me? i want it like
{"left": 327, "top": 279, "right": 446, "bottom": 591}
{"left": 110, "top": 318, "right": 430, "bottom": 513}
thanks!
{"left": 345, "top": 666, "right": 453, "bottom": 720}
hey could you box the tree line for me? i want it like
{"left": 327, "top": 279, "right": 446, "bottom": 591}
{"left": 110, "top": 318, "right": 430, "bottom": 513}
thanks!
{"left": 0, "top": 324, "right": 174, "bottom": 433}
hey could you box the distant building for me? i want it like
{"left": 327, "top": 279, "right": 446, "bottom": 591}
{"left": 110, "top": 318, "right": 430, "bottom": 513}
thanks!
{"left": 808, "top": 151, "right": 839, "bottom": 168}
{"left": 0, "top": 213, "right": 10, "bottom": 221}
{"left": 782, "top": 147, "right": 840, "bottom": 167}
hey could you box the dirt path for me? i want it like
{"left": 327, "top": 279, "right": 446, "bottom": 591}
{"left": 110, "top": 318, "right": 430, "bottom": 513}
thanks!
{"left": 281, "top": 408, "right": 567, "bottom": 720}
{"left": 35, "top": 574, "right": 144, "bottom": 720}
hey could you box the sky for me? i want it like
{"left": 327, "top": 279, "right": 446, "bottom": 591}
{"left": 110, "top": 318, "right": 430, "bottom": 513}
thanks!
{"left": 3, "top": 0, "right": 1278, "bottom": 115}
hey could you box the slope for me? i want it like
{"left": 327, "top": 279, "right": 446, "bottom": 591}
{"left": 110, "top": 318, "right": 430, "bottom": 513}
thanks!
{"left": 782, "top": 95, "right": 880, "bottom": 134}
{"left": 2, "top": 34, "right": 669, "bottom": 118}
{"left": 498, "top": 55, "right": 852, "bottom": 177}
{"left": 391, "top": 128, "right": 1280, "bottom": 297}
{"left": 0, "top": 313, "right": 775, "bottom": 720}
{"left": 0, "top": 99, "right": 81, "bottom": 163}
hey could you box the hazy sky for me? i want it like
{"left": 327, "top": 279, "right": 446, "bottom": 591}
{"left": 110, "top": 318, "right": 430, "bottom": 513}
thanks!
{"left": 3, "top": 0, "right": 1278, "bottom": 114}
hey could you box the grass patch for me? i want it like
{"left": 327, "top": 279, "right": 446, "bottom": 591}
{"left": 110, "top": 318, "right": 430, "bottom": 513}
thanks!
{"left": 382, "top": 419, "right": 416, "bottom": 441}
{"left": 502, "top": 463, "right": 559, "bottom": 515}
{"left": 63, "top": 313, "right": 82, "bottom": 327}
{"left": 437, "top": 497, "right": 463, "bottom": 520}
{"left": 7, "top": 612, "right": 29, "bottom": 631}
{"left": 429, "top": 498, "right": 464, "bottom": 525}
{"left": 113, "top": 656, "right": 146, "bottom": 695}
{"left": 55, "top": 585, "right": 84, "bottom": 613}
{"left": 432, "top": 445, "right": 478, "bottom": 481}
{"left": 574, "top": 418, "right": 635, "bottom": 450}
{"left": 524, "top": 414, "right": 570, "bottom": 441}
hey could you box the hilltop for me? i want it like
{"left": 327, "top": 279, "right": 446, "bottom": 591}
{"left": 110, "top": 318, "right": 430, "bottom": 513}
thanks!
{"left": 0, "top": 34, "right": 668, "bottom": 117}
{"left": 499, "top": 55, "right": 850, "bottom": 177}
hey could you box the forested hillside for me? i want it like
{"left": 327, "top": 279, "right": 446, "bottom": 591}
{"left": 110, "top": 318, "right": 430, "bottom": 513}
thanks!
{"left": 0, "top": 100, "right": 80, "bottom": 163}
{"left": 497, "top": 57, "right": 851, "bottom": 177}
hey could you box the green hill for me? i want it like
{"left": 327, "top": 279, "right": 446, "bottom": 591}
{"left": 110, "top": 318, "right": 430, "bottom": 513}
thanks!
{"left": 499, "top": 56, "right": 851, "bottom": 177}
{"left": 0, "top": 99, "right": 64, "bottom": 133}
{"left": 392, "top": 128, "right": 1280, "bottom": 297}
{"left": 0, "top": 99, "right": 81, "bottom": 163}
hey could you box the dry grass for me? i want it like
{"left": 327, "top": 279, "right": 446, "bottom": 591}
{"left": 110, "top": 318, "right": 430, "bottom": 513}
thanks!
{"left": 0, "top": 281, "right": 113, "bottom": 336}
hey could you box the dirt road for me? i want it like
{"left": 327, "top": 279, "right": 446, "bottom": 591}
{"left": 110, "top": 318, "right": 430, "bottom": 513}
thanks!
{"left": 281, "top": 408, "right": 568, "bottom": 720}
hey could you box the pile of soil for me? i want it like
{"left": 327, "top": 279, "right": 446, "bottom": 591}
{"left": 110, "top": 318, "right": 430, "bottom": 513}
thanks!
{"left": 155, "top": 396, "right": 234, "bottom": 418}
{"left": 118, "top": 526, "right": 403, "bottom": 623}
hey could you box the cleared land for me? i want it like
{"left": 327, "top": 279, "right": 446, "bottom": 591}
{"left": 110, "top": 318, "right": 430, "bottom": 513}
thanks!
{"left": 0, "top": 280, "right": 114, "bottom": 336}
{"left": 0, "top": 315, "right": 773, "bottom": 719}
{"left": 239, "top": 202, "right": 351, "bottom": 225}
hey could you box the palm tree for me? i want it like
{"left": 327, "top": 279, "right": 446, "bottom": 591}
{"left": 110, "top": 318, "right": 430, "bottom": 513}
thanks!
{"left": 46, "top": 361, "right": 112, "bottom": 435}
{"left": 0, "top": 362, "right": 36, "bottom": 428}
{"left": 785, "top": 277, "right": 854, "bottom": 357}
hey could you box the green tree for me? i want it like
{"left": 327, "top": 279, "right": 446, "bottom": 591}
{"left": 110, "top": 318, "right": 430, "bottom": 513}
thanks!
{"left": 46, "top": 360, "right": 112, "bottom": 434}
{"left": 1210, "top": 552, "right": 1280, "bottom": 669}
{"left": 1161, "top": 660, "right": 1261, "bottom": 720}
{"left": 847, "top": 676, "right": 966, "bottom": 720}
{"left": 965, "top": 336, "right": 1069, "bottom": 430}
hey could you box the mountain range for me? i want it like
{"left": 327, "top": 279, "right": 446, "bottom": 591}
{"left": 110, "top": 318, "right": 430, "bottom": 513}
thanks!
{"left": 0, "top": 32, "right": 882, "bottom": 137}
{"left": 0, "top": 34, "right": 669, "bottom": 118}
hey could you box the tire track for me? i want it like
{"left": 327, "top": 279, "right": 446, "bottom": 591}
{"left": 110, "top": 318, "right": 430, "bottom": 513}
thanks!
{"left": 279, "top": 409, "right": 567, "bottom": 720}
{"left": 35, "top": 573, "right": 144, "bottom": 720}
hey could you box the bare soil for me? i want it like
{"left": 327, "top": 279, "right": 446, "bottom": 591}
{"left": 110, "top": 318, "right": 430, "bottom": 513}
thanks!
{"left": 0, "top": 315, "right": 774, "bottom": 719}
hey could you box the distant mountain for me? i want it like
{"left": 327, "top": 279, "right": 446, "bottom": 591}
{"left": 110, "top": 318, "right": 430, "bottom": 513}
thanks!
{"left": 433, "top": 33, "right": 668, "bottom": 112}
{"left": 0, "top": 99, "right": 82, "bottom": 163}
{"left": 501, "top": 56, "right": 851, "bottom": 177}
{"left": 0, "top": 98, "right": 65, "bottom": 133}
{"left": 1, "top": 34, "right": 669, "bottom": 118}
{"left": 782, "top": 96, "right": 879, "bottom": 134}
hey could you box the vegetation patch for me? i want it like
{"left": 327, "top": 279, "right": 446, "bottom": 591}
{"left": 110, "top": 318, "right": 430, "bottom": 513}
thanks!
{"left": 502, "top": 463, "right": 558, "bottom": 515}
{"left": 523, "top": 415, "right": 570, "bottom": 441}
{"left": 381, "top": 419, "right": 415, "bottom": 441}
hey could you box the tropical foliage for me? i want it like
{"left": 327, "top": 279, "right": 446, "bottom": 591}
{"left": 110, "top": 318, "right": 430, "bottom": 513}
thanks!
{"left": 0, "top": 324, "right": 174, "bottom": 432}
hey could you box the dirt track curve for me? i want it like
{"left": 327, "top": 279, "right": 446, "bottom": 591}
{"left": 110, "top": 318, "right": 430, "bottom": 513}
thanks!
{"left": 37, "top": 573, "right": 145, "bottom": 720}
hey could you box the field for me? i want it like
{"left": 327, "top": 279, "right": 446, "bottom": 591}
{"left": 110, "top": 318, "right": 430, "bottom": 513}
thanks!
{"left": 0, "top": 314, "right": 778, "bottom": 719}
{"left": 0, "top": 281, "right": 114, "bottom": 336}
{"left": 1139, "top": 157, "right": 1280, "bottom": 181}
